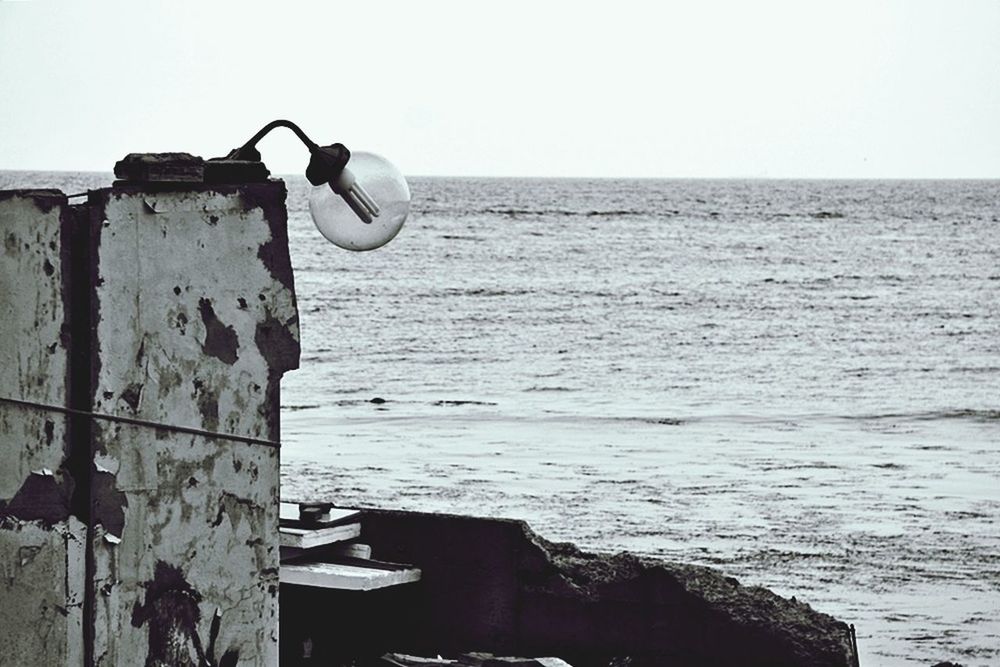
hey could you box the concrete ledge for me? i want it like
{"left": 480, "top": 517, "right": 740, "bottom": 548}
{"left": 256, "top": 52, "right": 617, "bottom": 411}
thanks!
{"left": 349, "top": 509, "right": 858, "bottom": 667}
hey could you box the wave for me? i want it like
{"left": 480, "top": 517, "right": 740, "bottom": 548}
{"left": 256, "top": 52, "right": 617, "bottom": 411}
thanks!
{"left": 282, "top": 403, "right": 1000, "bottom": 426}
{"left": 433, "top": 400, "right": 498, "bottom": 407}
{"left": 851, "top": 408, "right": 1000, "bottom": 423}
{"left": 476, "top": 207, "right": 648, "bottom": 219}
{"left": 523, "top": 386, "right": 578, "bottom": 393}
{"left": 595, "top": 410, "right": 1000, "bottom": 427}
{"left": 410, "top": 287, "right": 536, "bottom": 299}
{"left": 683, "top": 409, "right": 1000, "bottom": 425}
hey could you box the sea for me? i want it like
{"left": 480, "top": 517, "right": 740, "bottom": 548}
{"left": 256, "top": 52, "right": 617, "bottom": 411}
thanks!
{"left": 3, "top": 171, "right": 998, "bottom": 667}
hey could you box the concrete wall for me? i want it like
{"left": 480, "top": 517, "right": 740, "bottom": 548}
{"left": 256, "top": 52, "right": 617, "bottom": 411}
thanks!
{"left": 87, "top": 183, "right": 299, "bottom": 666}
{"left": 0, "top": 190, "right": 85, "bottom": 667}
{"left": 0, "top": 179, "right": 299, "bottom": 666}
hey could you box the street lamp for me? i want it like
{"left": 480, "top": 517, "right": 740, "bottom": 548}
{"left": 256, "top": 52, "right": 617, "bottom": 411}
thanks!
{"left": 219, "top": 120, "right": 410, "bottom": 251}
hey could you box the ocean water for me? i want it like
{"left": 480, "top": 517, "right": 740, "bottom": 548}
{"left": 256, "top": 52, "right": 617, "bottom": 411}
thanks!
{"left": 3, "top": 172, "right": 998, "bottom": 666}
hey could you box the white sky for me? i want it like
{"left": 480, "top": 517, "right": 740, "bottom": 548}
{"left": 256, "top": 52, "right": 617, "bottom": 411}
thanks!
{"left": 1, "top": 0, "right": 998, "bottom": 178}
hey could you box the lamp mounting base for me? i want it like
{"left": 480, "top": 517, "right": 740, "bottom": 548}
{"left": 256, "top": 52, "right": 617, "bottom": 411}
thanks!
{"left": 114, "top": 153, "right": 270, "bottom": 185}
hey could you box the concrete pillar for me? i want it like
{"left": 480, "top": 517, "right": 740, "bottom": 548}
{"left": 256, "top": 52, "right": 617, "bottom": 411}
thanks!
{"left": 0, "top": 190, "right": 85, "bottom": 666}
{"left": 0, "top": 157, "right": 300, "bottom": 666}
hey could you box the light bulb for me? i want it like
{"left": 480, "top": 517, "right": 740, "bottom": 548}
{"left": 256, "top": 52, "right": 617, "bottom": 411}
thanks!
{"left": 309, "top": 152, "right": 410, "bottom": 251}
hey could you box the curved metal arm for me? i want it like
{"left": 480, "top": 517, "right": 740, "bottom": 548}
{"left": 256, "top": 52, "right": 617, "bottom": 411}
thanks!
{"left": 220, "top": 119, "right": 375, "bottom": 225}
{"left": 229, "top": 120, "right": 320, "bottom": 160}
{"left": 220, "top": 120, "right": 352, "bottom": 209}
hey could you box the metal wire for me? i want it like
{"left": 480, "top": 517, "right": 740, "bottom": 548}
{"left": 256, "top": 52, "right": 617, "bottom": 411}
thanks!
{"left": 0, "top": 395, "right": 280, "bottom": 449}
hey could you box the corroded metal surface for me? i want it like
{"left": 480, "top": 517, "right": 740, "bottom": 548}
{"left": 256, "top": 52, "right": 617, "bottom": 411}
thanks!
{"left": 0, "top": 191, "right": 84, "bottom": 665}
{"left": 86, "top": 182, "right": 299, "bottom": 666}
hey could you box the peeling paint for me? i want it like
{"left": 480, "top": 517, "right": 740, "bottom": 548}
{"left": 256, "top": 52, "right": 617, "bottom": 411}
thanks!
{"left": 192, "top": 380, "right": 221, "bottom": 432}
{"left": 157, "top": 367, "right": 183, "bottom": 398}
{"left": 1, "top": 467, "right": 71, "bottom": 524}
{"left": 18, "top": 545, "right": 42, "bottom": 567}
{"left": 120, "top": 382, "right": 144, "bottom": 412}
{"left": 79, "top": 182, "right": 296, "bottom": 666}
{"left": 94, "top": 454, "right": 120, "bottom": 475}
{"left": 131, "top": 560, "right": 211, "bottom": 667}
{"left": 211, "top": 491, "right": 263, "bottom": 529}
{"left": 197, "top": 298, "right": 239, "bottom": 365}
{"left": 245, "top": 182, "right": 295, "bottom": 294}
{"left": 0, "top": 518, "right": 86, "bottom": 664}
{"left": 254, "top": 312, "right": 301, "bottom": 377}
{"left": 0, "top": 189, "right": 92, "bottom": 665}
{"left": 91, "top": 468, "right": 127, "bottom": 538}
{"left": 256, "top": 235, "right": 294, "bottom": 293}
{"left": 0, "top": 189, "right": 65, "bottom": 213}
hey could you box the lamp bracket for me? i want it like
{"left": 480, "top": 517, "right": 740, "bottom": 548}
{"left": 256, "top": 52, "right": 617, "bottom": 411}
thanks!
{"left": 215, "top": 119, "right": 351, "bottom": 187}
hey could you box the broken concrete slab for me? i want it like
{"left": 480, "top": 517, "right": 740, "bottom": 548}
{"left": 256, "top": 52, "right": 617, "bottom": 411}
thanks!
{"left": 459, "top": 652, "right": 547, "bottom": 666}
{"left": 281, "top": 560, "right": 422, "bottom": 591}
{"left": 279, "top": 522, "right": 362, "bottom": 549}
{"left": 352, "top": 510, "right": 859, "bottom": 667}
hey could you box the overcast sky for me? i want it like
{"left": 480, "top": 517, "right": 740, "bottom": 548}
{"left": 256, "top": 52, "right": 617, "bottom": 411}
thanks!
{"left": 1, "top": 0, "right": 998, "bottom": 178}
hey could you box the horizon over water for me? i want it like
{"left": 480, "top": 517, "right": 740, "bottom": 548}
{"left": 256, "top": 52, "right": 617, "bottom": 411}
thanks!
{"left": 2, "top": 171, "right": 997, "bottom": 666}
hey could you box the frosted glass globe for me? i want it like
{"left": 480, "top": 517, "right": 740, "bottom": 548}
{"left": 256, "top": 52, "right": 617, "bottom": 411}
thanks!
{"left": 309, "top": 152, "right": 410, "bottom": 251}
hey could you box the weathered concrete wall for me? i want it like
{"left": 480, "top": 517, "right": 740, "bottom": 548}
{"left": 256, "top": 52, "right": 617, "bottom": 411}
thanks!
{"left": 0, "top": 191, "right": 85, "bottom": 666}
{"left": 0, "top": 179, "right": 299, "bottom": 666}
{"left": 0, "top": 191, "right": 71, "bottom": 502}
{"left": 0, "top": 518, "right": 86, "bottom": 665}
{"left": 86, "top": 183, "right": 299, "bottom": 666}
